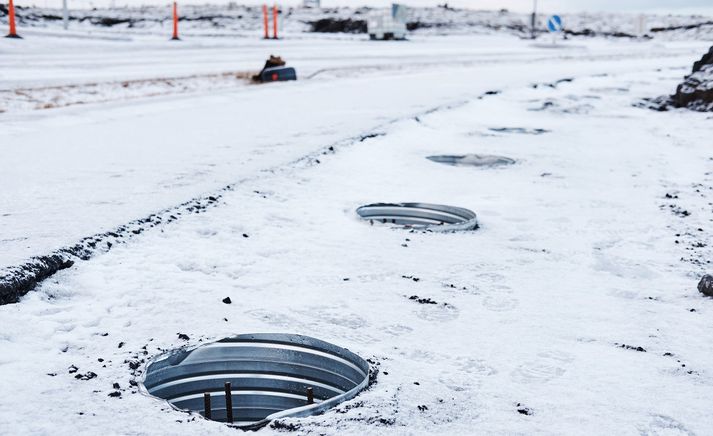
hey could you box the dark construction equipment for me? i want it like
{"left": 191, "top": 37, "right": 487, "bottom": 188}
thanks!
{"left": 260, "top": 66, "right": 297, "bottom": 82}
{"left": 253, "top": 55, "right": 297, "bottom": 83}
{"left": 142, "top": 333, "right": 370, "bottom": 429}
{"left": 356, "top": 202, "right": 478, "bottom": 231}
{"left": 426, "top": 154, "right": 515, "bottom": 168}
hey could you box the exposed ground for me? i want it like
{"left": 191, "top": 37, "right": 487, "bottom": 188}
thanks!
{"left": 2, "top": 3, "right": 713, "bottom": 40}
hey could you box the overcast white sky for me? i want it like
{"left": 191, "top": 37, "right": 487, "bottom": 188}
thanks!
{"left": 17, "top": 0, "right": 713, "bottom": 14}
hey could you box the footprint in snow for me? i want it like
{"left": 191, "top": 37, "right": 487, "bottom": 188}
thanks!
{"left": 482, "top": 295, "right": 519, "bottom": 312}
{"left": 415, "top": 303, "right": 459, "bottom": 322}
{"left": 510, "top": 351, "right": 572, "bottom": 384}
{"left": 438, "top": 372, "right": 479, "bottom": 392}
{"left": 510, "top": 361, "right": 566, "bottom": 384}
{"left": 639, "top": 415, "right": 694, "bottom": 436}
{"left": 455, "top": 357, "right": 498, "bottom": 377}
{"left": 382, "top": 324, "right": 413, "bottom": 336}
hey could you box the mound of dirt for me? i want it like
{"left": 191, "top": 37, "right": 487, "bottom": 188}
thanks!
{"left": 649, "top": 46, "right": 713, "bottom": 112}
{"left": 670, "top": 46, "right": 713, "bottom": 111}
{"left": 309, "top": 18, "right": 367, "bottom": 33}
{"left": 699, "top": 274, "right": 713, "bottom": 297}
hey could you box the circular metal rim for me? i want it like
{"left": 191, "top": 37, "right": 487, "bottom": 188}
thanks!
{"left": 356, "top": 202, "right": 478, "bottom": 232}
{"left": 140, "top": 333, "right": 370, "bottom": 430}
{"left": 426, "top": 154, "right": 516, "bottom": 168}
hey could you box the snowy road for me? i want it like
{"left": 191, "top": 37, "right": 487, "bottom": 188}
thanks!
{"left": 0, "top": 34, "right": 706, "bottom": 270}
{"left": 1, "top": 31, "right": 712, "bottom": 435}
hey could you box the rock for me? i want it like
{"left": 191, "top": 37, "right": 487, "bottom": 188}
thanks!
{"left": 645, "top": 46, "right": 713, "bottom": 112}
{"left": 75, "top": 371, "right": 97, "bottom": 380}
{"left": 693, "top": 46, "right": 713, "bottom": 73}
{"left": 517, "top": 403, "right": 533, "bottom": 415}
{"left": 222, "top": 297, "right": 232, "bottom": 304}
{"left": 697, "top": 274, "right": 713, "bottom": 297}
{"left": 671, "top": 64, "right": 713, "bottom": 111}
{"left": 670, "top": 46, "right": 713, "bottom": 112}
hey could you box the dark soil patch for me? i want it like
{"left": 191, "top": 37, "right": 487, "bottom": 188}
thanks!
{"left": 408, "top": 295, "right": 437, "bottom": 305}
{"left": 616, "top": 343, "right": 646, "bottom": 352}
{"left": 309, "top": 18, "right": 366, "bottom": 33}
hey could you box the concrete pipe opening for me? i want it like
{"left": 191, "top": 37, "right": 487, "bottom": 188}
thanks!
{"left": 356, "top": 202, "right": 478, "bottom": 232}
{"left": 142, "top": 333, "right": 370, "bottom": 429}
{"left": 426, "top": 154, "right": 515, "bottom": 168}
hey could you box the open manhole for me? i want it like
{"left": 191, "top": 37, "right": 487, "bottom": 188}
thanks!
{"left": 142, "top": 333, "right": 370, "bottom": 429}
{"left": 427, "top": 154, "right": 515, "bottom": 168}
{"left": 356, "top": 203, "right": 478, "bottom": 231}
{"left": 488, "top": 127, "right": 549, "bottom": 135}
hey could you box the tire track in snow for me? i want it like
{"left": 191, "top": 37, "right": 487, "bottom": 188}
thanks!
{"left": 0, "top": 91, "right": 497, "bottom": 305}
{"left": 0, "top": 71, "right": 588, "bottom": 304}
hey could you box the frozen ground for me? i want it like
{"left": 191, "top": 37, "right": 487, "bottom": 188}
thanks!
{"left": 0, "top": 34, "right": 708, "bottom": 270}
{"left": 1, "top": 22, "right": 713, "bottom": 436}
{"left": 4, "top": 4, "right": 713, "bottom": 40}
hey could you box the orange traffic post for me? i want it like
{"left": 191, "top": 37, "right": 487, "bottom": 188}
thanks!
{"left": 6, "top": 0, "right": 21, "bottom": 39}
{"left": 262, "top": 5, "right": 269, "bottom": 39}
{"left": 171, "top": 1, "right": 180, "bottom": 40}
{"left": 272, "top": 4, "right": 278, "bottom": 39}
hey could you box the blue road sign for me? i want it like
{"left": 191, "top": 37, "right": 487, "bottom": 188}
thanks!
{"left": 547, "top": 15, "right": 563, "bottom": 32}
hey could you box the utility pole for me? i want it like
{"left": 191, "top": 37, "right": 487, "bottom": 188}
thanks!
{"left": 530, "top": 0, "right": 537, "bottom": 39}
{"left": 62, "top": 0, "right": 69, "bottom": 30}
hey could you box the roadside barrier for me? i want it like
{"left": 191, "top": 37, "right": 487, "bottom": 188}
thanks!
{"left": 262, "top": 5, "right": 269, "bottom": 39}
{"left": 263, "top": 4, "right": 279, "bottom": 39}
{"left": 171, "top": 1, "right": 180, "bottom": 40}
{"left": 6, "top": 0, "right": 21, "bottom": 39}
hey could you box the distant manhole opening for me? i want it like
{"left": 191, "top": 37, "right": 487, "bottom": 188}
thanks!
{"left": 142, "top": 333, "right": 370, "bottom": 429}
{"left": 427, "top": 154, "right": 515, "bottom": 168}
{"left": 489, "top": 127, "right": 549, "bottom": 135}
{"left": 356, "top": 203, "right": 478, "bottom": 231}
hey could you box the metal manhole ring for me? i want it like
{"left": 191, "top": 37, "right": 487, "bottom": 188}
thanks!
{"left": 356, "top": 202, "right": 478, "bottom": 232}
{"left": 141, "top": 333, "right": 370, "bottom": 429}
{"left": 426, "top": 154, "right": 515, "bottom": 168}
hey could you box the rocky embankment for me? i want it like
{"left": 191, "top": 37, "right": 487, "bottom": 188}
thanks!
{"left": 648, "top": 46, "right": 713, "bottom": 112}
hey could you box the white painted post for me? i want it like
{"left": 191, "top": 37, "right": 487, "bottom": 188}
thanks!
{"left": 62, "top": 0, "right": 69, "bottom": 30}
{"left": 531, "top": 0, "right": 537, "bottom": 39}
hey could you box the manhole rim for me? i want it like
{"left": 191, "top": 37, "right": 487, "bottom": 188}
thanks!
{"left": 356, "top": 202, "right": 478, "bottom": 232}
{"left": 425, "top": 154, "right": 517, "bottom": 168}
{"left": 139, "top": 333, "right": 370, "bottom": 429}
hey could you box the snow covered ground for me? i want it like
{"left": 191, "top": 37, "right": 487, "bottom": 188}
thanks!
{"left": 4, "top": 4, "right": 713, "bottom": 40}
{"left": 1, "top": 18, "right": 713, "bottom": 436}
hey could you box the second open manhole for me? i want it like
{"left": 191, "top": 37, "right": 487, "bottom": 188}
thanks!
{"left": 142, "top": 333, "right": 370, "bottom": 429}
{"left": 427, "top": 154, "right": 515, "bottom": 168}
{"left": 356, "top": 202, "right": 478, "bottom": 231}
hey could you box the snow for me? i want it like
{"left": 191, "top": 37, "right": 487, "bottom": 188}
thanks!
{"left": 4, "top": 4, "right": 713, "bottom": 41}
{"left": 3, "top": 33, "right": 706, "bottom": 270}
{"left": 1, "top": 12, "right": 713, "bottom": 436}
